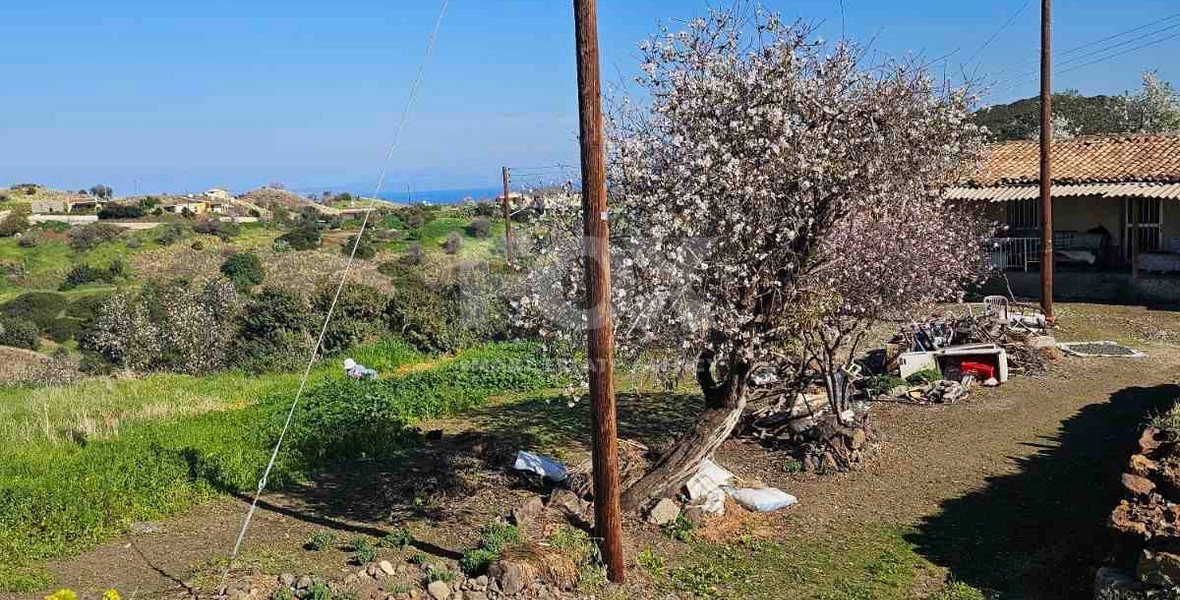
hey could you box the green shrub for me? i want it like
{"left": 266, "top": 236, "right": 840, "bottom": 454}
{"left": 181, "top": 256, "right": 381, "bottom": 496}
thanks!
{"left": 232, "top": 286, "right": 316, "bottom": 372}
{"left": 343, "top": 232, "right": 377, "bottom": 260}
{"left": 378, "top": 527, "right": 413, "bottom": 550}
{"left": 466, "top": 217, "right": 492, "bottom": 238}
{"left": 35, "top": 221, "right": 70, "bottom": 234}
{"left": 661, "top": 514, "right": 697, "bottom": 543}
{"left": 305, "top": 531, "right": 335, "bottom": 551}
{"left": 156, "top": 223, "right": 188, "bottom": 246}
{"left": 313, "top": 283, "right": 388, "bottom": 356}
{"left": 220, "top": 253, "right": 265, "bottom": 291}
{"left": 194, "top": 219, "right": 240, "bottom": 241}
{"left": 45, "top": 319, "right": 83, "bottom": 343}
{"left": 0, "top": 292, "right": 68, "bottom": 330}
{"left": 905, "top": 368, "right": 943, "bottom": 385}
{"left": 270, "top": 587, "right": 295, "bottom": 600}
{"left": 60, "top": 265, "right": 99, "bottom": 291}
{"left": 68, "top": 223, "right": 123, "bottom": 251}
{"left": 863, "top": 374, "right": 906, "bottom": 397}
{"left": 425, "top": 566, "right": 455, "bottom": 583}
{"left": 0, "top": 317, "right": 40, "bottom": 349}
{"left": 97, "top": 205, "right": 143, "bottom": 220}
{"left": 460, "top": 521, "right": 522, "bottom": 575}
{"left": 65, "top": 295, "right": 108, "bottom": 322}
{"left": 407, "top": 552, "right": 427, "bottom": 565}
{"left": 278, "top": 224, "right": 321, "bottom": 251}
{"left": 0, "top": 214, "right": 29, "bottom": 237}
{"left": 459, "top": 548, "right": 498, "bottom": 576}
{"left": 443, "top": 232, "right": 461, "bottom": 255}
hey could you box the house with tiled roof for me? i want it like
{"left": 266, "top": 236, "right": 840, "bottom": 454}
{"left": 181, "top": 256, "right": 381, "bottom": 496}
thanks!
{"left": 948, "top": 134, "right": 1180, "bottom": 275}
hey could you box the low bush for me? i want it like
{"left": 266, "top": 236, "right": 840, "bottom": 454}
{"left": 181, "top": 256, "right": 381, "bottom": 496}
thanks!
{"left": 443, "top": 232, "right": 461, "bottom": 255}
{"left": 343, "top": 232, "right": 377, "bottom": 260}
{"left": 0, "top": 292, "right": 68, "bottom": 330}
{"left": 0, "top": 317, "right": 40, "bottom": 350}
{"left": 156, "top": 223, "right": 188, "bottom": 246}
{"left": 278, "top": 224, "right": 321, "bottom": 251}
{"left": 466, "top": 217, "right": 492, "bottom": 238}
{"left": 97, "top": 205, "right": 143, "bottom": 220}
{"left": 68, "top": 223, "right": 123, "bottom": 251}
{"left": 232, "top": 286, "right": 316, "bottom": 372}
{"left": 17, "top": 234, "right": 37, "bottom": 248}
{"left": 0, "top": 214, "right": 29, "bottom": 238}
{"left": 194, "top": 219, "right": 240, "bottom": 241}
{"left": 220, "top": 252, "right": 265, "bottom": 291}
{"left": 313, "top": 283, "right": 389, "bottom": 356}
{"left": 59, "top": 261, "right": 125, "bottom": 291}
{"left": 45, "top": 318, "right": 83, "bottom": 344}
{"left": 460, "top": 521, "right": 522, "bottom": 576}
{"left": 305, "top": 531, "right": 335, "bottom": 551}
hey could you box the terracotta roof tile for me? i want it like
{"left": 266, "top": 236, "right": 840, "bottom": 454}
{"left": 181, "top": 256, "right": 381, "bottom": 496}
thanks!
{"left": 967, "top": 134, "right": 1180, "bottom": 186}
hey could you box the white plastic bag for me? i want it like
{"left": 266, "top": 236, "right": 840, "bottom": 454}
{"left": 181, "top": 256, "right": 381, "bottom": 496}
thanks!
{"left": 685, "top": 458, "right": 736, "bottom": 500}
{"left": 726, "top": 487, "right": 798, "bottom": 512}
{"left": 513, "top": 450, "right": 568, "bottom": 482}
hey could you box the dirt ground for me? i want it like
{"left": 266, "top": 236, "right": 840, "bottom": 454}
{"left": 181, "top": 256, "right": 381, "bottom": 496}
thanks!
{"left": 13, "top": 303, "right": 1180, "bottom": 600}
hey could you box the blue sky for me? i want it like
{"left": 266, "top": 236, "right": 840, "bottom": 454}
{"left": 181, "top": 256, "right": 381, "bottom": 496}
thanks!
{"left": 1, "top": 0, "right": 1177, "bottom": 196}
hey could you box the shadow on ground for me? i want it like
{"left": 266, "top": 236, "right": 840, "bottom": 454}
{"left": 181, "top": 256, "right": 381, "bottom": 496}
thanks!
{"left": 183, "top": 391, "right": 700, "bottom": 562}
{"left": 908, "top": 384, "right": 1180, "bottom": 600}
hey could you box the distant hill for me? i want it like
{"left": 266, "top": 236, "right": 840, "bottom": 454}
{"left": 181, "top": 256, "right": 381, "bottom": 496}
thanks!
{"left": 973, "top": 93, "right": 1131, "bottom": 141}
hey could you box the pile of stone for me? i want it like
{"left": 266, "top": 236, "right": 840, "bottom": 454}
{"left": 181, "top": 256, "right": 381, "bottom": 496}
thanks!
{"left": 1101, "top": 426, "right": 1180, "bottom": 596}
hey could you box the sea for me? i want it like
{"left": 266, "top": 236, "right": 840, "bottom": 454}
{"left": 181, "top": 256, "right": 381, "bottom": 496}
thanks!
{"left": 374, "top": 186, "right": 503, "bottom": 205}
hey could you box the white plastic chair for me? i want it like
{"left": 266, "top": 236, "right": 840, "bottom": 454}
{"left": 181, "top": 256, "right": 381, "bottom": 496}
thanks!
{"left": 983, "top": 295, "right": 1010, "bottom": 320}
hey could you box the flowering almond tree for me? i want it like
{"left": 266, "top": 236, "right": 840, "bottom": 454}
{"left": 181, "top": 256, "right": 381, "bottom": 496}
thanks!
{"left": 519, "top": 6, "right": 986, "bottom": 511}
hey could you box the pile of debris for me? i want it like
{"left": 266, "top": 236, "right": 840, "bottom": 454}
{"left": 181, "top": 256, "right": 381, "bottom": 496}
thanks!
{"left": 742, "top": 388, "right": 882, "bottom": 474}
{"left": 1100, "top": 426, "right": 1180, "bottom": 595}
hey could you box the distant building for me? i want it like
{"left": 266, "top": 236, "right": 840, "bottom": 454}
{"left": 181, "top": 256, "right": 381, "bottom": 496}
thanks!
{"left": 30, "top": 200, "right": 68, "bottom": 214}
{"left": 161, "top": 201, "right": 209, "bottom": 215}
{"left": 203, "top": 188, "right": 232, "bottom": 201}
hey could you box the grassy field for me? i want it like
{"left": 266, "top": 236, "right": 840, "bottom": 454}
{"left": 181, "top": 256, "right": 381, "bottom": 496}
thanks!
{"left": 0, "top": 339, "right": 560, "bottom": 592}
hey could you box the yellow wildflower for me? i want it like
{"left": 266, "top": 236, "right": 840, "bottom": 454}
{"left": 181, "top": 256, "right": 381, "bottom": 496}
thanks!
{"left": 103, "top": 590, "right": 122, "bottom": 600}
{"left": 45, "top": 591, "right": 79, "bottom": 600}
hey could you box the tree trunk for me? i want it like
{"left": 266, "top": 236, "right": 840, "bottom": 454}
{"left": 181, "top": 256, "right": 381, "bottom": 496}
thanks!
{"left": 620, "top": 349, "right": 749, "bottom": 512}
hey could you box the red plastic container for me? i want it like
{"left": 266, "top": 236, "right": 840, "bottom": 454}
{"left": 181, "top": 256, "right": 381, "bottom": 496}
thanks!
{"left": 958, "top": 360, "right": 996, "bottom": 380}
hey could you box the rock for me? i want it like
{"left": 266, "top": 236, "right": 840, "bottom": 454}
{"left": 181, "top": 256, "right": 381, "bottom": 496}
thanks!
{"left": 1129, "top": 454, "right": 1159, "bottom": 477}
{"left": 1159, "top": 463, "right": 1180, "bottom": 498}
{"left": 647, "top": 498, "right": 680, "bottom": 526}
{"left": 466, "top": 593, "right": 487, "bottom": 600}
{"left": 452, "top": 592, "right": 463, "bottom": 600}
{"left": 297, "top": 575, "right": 314, "bottom": 590}
{"left": 1138, "top": 549, "right": 1180, "bottom": 586}
{"left": 380, "top": 560, "right": 396, "bottom": 576}
{"left": 1140, "top": 427, "right": 1162, "bottom": 454}
{"left": 428, "top": 580, "right": 452, "bottom": 600}
{"left": 489, "top": 562, "right": 528, "bottom": 597}
{"left": 1095, "top": 567, "right": 1138, "bottom": 597}
{"left": 1123, "top": 473, "right": 1157, "bottom": 497}
{"left": 547, "top": 489, "right": 588, "bottom": 516}
{"left": 512, "top": 496, "right": 546, "bottom": 528}
{"left": 343, "top": 573, "right": 360, "bottom": 587}
{"left": 279, "top": 573, "right": 296, "bottom": 587}
{"left": 473, "top": 575, "right": 488, "bottom": 591}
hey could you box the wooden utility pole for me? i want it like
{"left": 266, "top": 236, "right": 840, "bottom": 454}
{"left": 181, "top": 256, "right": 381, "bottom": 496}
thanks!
{"left": 502, "top": 166, "right": 514, "bottom": 266}
{"left": 1039, "top": 0, "right": 1054, "bottom": 321}
{"left": 572, "top": 0, "right": 625, "bottom": 584}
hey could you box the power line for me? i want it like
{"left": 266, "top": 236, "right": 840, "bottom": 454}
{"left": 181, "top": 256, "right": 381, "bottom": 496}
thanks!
{"left": 963, "top": 0, "right": 1033, "bottom": 67}
{"left": 991, "top": 25, "right": 1180, "bottom": 95}
{"left": 987, "top": 12, "right": 1180, "bottom": 93}
{"left": 215, "top": 0, "right": 451, "bottom": 593}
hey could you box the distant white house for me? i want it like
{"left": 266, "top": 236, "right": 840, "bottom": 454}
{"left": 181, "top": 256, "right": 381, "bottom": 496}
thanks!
{"left": 203, "top": 188, "right": 232, "bottom": 201}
